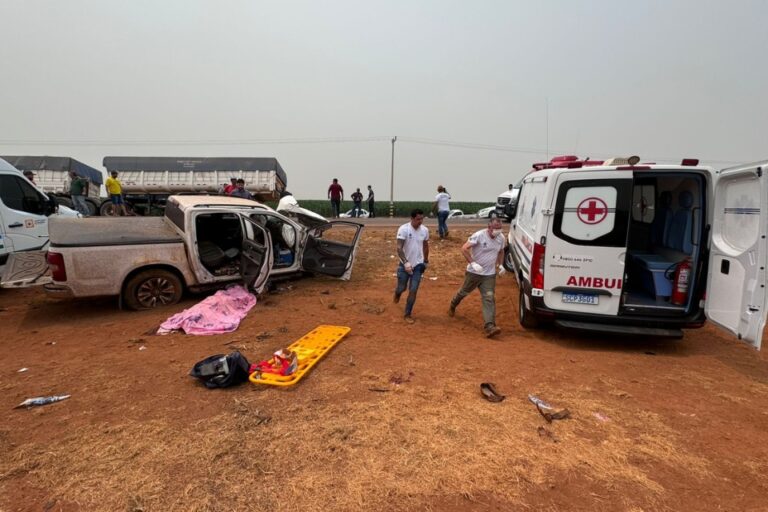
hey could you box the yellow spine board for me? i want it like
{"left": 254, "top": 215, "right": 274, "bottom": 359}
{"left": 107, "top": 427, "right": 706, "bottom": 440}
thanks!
{"left": 249, "top": 325, "right": 351, "bottom": 387}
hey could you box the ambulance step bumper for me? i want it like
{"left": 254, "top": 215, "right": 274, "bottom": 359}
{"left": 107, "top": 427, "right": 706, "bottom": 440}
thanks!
{"left": 555, "top": 320, "right": 683, "bottom": 338}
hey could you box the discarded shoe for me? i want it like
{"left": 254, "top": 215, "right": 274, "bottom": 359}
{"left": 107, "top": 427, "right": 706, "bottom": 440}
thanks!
{"left": 480, "top": 382, "right": 505, "bottom": 403}
{"left": 484, "top": 325, "right": 501, "bottom": 338}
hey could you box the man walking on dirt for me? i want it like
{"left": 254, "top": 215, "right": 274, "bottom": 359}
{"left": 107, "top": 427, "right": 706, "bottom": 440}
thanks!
{"left": 448, "top": 217, "right": 506, "bottom": 338}
{"left": 394, "top": 209, "right": 430, "bottom": 324}
{"left": 328, "top": 178, "right": 344, "bottom": 218}
{"left": 367, "top": 185, "right": 375, "bottom": 218}
{"left": 433, "top": 185, "right": 451, "bottom": 239}
{"left": 68, "top": 170, "right": 89, "bottom": 216}
{"left": 105, "top": 171, "right": 128, "bottom": 216}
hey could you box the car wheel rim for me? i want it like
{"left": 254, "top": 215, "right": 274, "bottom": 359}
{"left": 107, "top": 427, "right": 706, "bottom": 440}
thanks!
{"left": 136, "top": 277, "right": 176, "bottom": 308}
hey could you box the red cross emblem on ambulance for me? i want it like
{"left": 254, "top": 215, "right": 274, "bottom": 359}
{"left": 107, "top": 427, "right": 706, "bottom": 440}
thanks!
{"left": 576, "top": 197, "right": 608, "bottom": 225}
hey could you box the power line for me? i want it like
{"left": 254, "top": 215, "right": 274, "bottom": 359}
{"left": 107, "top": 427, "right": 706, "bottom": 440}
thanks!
{"left": 0, "top": 134, "right": 747, "bottom": 164}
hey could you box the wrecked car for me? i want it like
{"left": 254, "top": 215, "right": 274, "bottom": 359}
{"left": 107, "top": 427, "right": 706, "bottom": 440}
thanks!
{"left": 41, "top": 195, "right": 363, "bottom": 309}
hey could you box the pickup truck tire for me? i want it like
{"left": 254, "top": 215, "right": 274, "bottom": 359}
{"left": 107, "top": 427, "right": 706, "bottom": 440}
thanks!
{"left": 518, "top": 286, "right": 539, "bottom": 329}
{"left": 123, "top": 269, "right": 183, "bottom": 310}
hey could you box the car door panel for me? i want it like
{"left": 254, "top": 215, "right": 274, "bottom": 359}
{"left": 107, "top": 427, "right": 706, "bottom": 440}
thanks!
{"left": 301, "top": 221, "right": 363, "bottom": 279}
{"left": 239, "top": 215, "right": 273, "bottom": 294}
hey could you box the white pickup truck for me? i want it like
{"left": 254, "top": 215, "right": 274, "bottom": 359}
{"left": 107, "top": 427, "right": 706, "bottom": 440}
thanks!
{"left": 42, "top": 195, "right": 363, "bottom": 309}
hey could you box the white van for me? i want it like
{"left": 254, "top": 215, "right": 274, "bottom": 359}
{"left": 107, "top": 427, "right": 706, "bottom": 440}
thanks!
{"left": 505, "top": 157, "right": 768, "bottom": 349}
{"left": 0, "top": 158, "right": 80, "bottom": 286}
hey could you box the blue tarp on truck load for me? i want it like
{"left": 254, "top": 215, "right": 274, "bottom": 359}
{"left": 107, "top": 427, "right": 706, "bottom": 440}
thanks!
{"left": 0, "top": 156, "right": 104, "bottom": 185}
{"left": 103, "top": 156, "right": 287, "bottom": 187}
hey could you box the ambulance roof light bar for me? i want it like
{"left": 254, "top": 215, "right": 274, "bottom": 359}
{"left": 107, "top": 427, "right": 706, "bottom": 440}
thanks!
{"left": 681, "top": 158, "right": 699, "bottom": 166}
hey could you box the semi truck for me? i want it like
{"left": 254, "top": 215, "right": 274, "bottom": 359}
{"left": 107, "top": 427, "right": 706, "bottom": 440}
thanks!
{"left": 102, "top": 156, "right": 288, "bottom": 216}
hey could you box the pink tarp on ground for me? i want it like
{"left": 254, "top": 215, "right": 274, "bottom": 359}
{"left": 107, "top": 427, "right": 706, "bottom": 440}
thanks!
{"left": 157, "top": 285, "right": 257, "bottom": 335}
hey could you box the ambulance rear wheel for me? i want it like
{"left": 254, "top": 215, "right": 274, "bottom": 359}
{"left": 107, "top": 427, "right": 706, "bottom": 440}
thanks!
{"left": 518, "top": 286, "right": 539, "bottom": 329}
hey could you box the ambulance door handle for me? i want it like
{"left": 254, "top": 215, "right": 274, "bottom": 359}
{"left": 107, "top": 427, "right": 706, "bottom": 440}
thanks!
{"left": 720, "top": 259, "right": 730, "bottom": 275}
{"left": 8, "top": 222, "right": 23, "bottom": 228}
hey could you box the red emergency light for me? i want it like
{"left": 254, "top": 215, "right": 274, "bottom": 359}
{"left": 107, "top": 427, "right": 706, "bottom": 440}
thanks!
{"left": 681, "top": 158, "right": 699, "bottom": 166}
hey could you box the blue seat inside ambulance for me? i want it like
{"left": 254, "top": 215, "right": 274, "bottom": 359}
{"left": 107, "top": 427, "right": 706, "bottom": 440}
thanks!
{"left": 633, "top": 190, "right": 694, "bottom": 298}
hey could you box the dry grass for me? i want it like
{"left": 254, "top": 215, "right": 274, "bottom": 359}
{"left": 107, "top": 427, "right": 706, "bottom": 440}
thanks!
{"left": 1, "top": 367, "right": 710, "bottom": 511}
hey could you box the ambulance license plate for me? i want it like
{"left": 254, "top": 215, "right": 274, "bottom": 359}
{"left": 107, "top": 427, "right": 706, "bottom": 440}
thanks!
{"left": 562, "top": 293, "right": 599, "bottom": 305}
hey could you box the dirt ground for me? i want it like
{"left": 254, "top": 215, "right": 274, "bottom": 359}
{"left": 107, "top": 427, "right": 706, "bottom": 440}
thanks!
{"left": 2, "top": 224, "right": 768, "bottom": 512}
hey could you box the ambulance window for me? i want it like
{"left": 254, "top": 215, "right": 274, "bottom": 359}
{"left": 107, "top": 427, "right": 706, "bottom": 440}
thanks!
{"left": 632, "top": 184, "right": 655, "bottom": 223}
{"left": 553, "top": 179, "right": 631, "bottom": 247}
{"left": 0, "top": 175, "right": 46, "bottom": 214}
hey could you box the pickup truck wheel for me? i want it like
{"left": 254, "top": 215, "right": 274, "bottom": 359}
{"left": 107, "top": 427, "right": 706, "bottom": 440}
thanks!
{"left": 124, "top": 270, "right": 183, "bottom": 310}
{"left": 518, "top": 285, "right": 539, "bottom": 329}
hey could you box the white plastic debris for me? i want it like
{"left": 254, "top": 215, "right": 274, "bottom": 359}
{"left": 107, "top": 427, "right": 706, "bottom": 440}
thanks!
{"left": 17, "top": 368, "right": 29, "bottom": 373}
{"left": 15, "top": 395, "right": 71, "bottom": 409}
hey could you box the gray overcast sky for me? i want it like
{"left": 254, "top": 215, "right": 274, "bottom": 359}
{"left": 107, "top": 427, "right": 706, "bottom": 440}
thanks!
{"left": 1, "top": 0, "right": 766, "bottom": 201}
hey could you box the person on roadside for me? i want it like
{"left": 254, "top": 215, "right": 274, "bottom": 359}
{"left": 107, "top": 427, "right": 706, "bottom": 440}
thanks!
{"left": 105, "top": 171, "right": 128, "bottom": 216}
{"left": 394, "top": 209, "right": 430, "bottom": 324}
{"left": 448, "top": 217, "right": 506, "bottom": 338}
{"left": 229, "top": 179, "right": 254, "bottom": 200}
{"left": 367, "top": 185, "right": 375, "bottom": 218}
{"left": 223, "top": 177, "right": 238, "bottom": 195}
{"left": 68, "top": 170, "right": 89, "bottom": 216}
{"left": 433, "top": 185, "right": 452, "bottom": 239}
{"left": 328, "top": 178, "right": 344, "bottom": 218}
{"left": 351, "top": 188, "right": 363, "bottom": 217}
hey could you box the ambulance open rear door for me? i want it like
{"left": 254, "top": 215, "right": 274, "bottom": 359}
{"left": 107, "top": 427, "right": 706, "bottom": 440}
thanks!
{"left": 706, "top": 161, "right": 768, "bottom": 349}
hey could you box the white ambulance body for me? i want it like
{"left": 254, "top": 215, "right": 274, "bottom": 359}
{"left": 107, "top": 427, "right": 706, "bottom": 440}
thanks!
{"left": 506, "top": 157, "right": 768, "bottom": 349}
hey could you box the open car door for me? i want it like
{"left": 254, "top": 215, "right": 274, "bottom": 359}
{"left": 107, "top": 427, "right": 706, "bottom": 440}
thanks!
{"left": 301, "top": 221, "right": 363, "bottom": 279}
{"left": 239, "top": 215, "right": 273, "bottom": 294}
{"left": 706, "top": 161, "right": 768, "bottom": 349}
{"left": 0, "top": 251, "right": 51, "bottom": 288}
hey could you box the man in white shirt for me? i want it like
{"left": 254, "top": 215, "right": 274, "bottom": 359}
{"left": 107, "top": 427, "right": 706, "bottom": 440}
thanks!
{"left": 433, "top": 185, "right": 451, "bottom": 239}
{"left": 448, "top": 217, "right": 506, "bottom": 337}
{"left": 394, "top": 208, "right": 430, "bottom": 324}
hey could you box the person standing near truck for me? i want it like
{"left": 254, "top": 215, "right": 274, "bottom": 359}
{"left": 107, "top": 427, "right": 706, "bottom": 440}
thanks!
{"left": 68, "top": 170, "right": 89, "bottom": 216}
{"left": 448, "top": 217, "right": 506, "bottom": 338}
{"left": 367, "top": 185, "right": 375, "bottom": 218}
{"left": 433, "top": 185, "right": 451, "bottom": 239}
{"left": 394, "top": 209, "right": 430, "bottom": 324}
{"left": 229, "top": 179, "right": 254, "bottom": 200}
{"left": 351, "top": 188, "right": 363, "bottom": 217}
{"left": 328, "top": 178, "right": 344, "bottom": 218}
{"left": 105, "top": 171, "right": 128, "bottom": 216}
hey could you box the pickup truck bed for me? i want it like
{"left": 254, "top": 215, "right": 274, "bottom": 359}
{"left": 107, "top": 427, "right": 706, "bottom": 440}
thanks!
{"left": 49, "top": 217, "right": 182, "bottom": 247}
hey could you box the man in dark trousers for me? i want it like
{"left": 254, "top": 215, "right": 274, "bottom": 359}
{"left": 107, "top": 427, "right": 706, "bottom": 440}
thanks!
{"left": 351, "top": 188, "right": 363, "bottom": 217}
{"left": 367, "top": 185, "right": 375, "bottom": 218}
{"left": 328, "top": 178, "right": 344, "bottom": 218}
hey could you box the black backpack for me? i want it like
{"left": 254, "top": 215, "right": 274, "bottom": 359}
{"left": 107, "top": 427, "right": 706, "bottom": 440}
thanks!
{"left": 190, "top": 351, "right": 252, "bottom": 389}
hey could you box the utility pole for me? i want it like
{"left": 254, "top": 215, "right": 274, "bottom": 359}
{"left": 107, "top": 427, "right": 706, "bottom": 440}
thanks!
{"left": 389, "top": 136, "right": 397, "bottom": 218}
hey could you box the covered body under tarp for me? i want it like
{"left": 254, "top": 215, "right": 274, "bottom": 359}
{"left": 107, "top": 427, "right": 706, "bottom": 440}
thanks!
{"left": 1, "top": 156, "right": 104, "bottom": 185}
{"left": 49, "top": 217, "right": 182, "bottom": 247}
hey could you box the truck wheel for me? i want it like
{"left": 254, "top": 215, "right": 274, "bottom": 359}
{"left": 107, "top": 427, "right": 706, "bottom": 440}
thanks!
{"left": 100, "top": 201, "right": 115, "bottom": 216}
{"left": 123, "top": 269, "right": 183, "bottom": 310}
{"left": 56, "top": 197, "right": 73, "bottom": 208}
{"left": 84, "top": 200, "right": 98, "bottom": 216}
{"left": 518, "top": 286, "right": 539, "bottom": 329}
{"left": 502, "top": 246, "right": 516, "bottom": 273}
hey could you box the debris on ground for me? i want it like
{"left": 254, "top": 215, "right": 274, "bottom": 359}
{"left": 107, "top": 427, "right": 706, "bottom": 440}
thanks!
{"left": 255, "top": 331, "right": 272, "bottom": 341}
{"left": 389, "top": 371, "right": 415, "bottom": 385}
{"left": 15, "top": 395, "right": 71, "bottom": 409}
{"left": 17, "top": 368, "right": 29, "bottom": 373}
{"left": 362, "top": 302, "right": 385, "bottom": 314}
{"left": 593, "top": 412, "right": 611, "bottom": 422}
{"left": 368, "top": 387, "right": 390, "bottom": 393}
{"left": 480, "top": 382, "right": 506, "bottom": 402}
{"left": 528, "top": 394, "right": 571, "bottom": 423}
{"left": 138, "top": 346, "right": 147, "bottom": 351}
{"left": 537, "top": 426, "right": 559, "bottom": 442}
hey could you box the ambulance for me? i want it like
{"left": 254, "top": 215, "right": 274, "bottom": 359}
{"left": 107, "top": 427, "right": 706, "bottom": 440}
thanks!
{"left": 505, "top": 155, "right": 768, "bottom": 349}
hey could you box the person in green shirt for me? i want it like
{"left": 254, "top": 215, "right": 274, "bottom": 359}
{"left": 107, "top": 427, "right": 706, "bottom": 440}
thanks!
{"left": 68, "top": 170, "right": 89, "bottom": 216}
